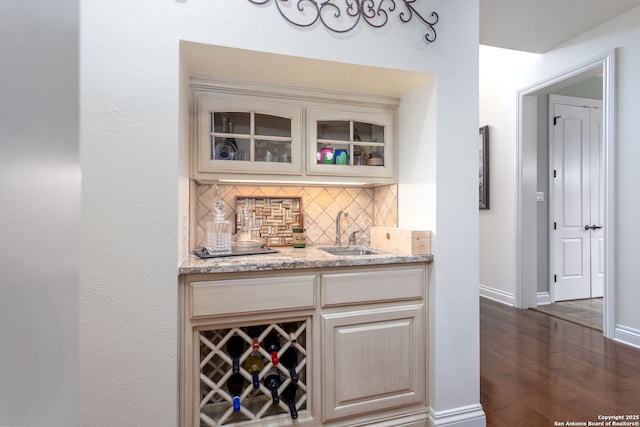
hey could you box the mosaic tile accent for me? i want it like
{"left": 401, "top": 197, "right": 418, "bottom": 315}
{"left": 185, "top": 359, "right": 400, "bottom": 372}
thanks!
{"left": 191, "top": 183, "right": 398, "bottom": 249}
{"left": 234, "top": 196, "right": 303, "bottom": 246}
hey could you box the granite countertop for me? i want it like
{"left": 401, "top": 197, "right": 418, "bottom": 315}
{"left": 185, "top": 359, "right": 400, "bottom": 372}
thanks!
{"left": 179, "top": 245, "right": 433, "bottom": 275}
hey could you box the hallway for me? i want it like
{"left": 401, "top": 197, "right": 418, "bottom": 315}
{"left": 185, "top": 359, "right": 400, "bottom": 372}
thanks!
{"left": 480, "top": 298, "right": 640, "bottom": 426}
{"left": 531, "top": 298, "right": 603, "bottom": 331}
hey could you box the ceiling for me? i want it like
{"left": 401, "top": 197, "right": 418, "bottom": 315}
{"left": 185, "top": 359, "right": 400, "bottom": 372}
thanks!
{"left": 480, "top": 0, "right": 640, "bottom": 53}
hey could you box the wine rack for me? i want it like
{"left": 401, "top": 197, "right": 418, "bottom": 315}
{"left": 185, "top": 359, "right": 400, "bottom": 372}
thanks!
{"left": 198, "top": 321, "right": 308, "bottom": 426}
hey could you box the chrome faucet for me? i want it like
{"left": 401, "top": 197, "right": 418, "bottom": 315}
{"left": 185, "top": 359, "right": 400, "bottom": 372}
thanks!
{"left": 335, "top": 210, "right": 349, "bottom": 246}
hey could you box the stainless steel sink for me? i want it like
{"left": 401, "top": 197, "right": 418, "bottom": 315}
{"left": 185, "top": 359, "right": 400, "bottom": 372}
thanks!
{"left": 319, "top": 246, "right": 381, "bottom": 256}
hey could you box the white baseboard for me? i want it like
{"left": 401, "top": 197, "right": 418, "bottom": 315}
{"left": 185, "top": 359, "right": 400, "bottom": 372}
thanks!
{"left": 428, "top": 404, "right": 486, "bottom": 427}
{"left": 479, "top": 288, "right": 551, "bottom": 307}
{"left": 614, "top": 325, "right": 640, "bottom": 349}
{"left": 537, "top": 292, "right": 551, "bottom": 305}
{"left": 479, "top": 285, "right": 514, "bottom": 306}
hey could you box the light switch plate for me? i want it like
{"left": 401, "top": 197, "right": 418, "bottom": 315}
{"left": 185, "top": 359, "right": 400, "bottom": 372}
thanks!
{"left": 536, "top": 192, "right": 545, "bottom": 202}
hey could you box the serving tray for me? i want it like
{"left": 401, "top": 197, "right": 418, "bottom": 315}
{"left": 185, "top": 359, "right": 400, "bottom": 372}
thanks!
{"left": 193, "top": 246, "right": 279, "bottom": 259}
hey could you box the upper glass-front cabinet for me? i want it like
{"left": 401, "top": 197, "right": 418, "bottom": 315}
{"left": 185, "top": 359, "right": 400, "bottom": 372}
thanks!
{"left": 195, "top": 94, "right": 303, "bottom": 179}
{"left": 191, "top": 81, "right": 398, "bottom": 185}
{"left": 306, "top": 107, "right": 395, "bottom": 179}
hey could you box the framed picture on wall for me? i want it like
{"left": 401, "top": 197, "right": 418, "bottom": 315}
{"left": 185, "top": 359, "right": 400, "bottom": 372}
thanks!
{"left": 479, "top": 125, "right": 489, "bottom": 210}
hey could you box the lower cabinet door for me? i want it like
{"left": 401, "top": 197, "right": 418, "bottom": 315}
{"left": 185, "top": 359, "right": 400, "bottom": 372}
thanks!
{"left": 322, "top": 304, "right": 426, "bottom": 422}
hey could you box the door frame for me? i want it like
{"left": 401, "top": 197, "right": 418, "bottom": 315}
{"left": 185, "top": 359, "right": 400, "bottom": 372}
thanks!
{"left": 515, "top": 50, "right": 616, "bottom": 339}
{"left": 548, "top": 94, "right": 603, "bottom": 303}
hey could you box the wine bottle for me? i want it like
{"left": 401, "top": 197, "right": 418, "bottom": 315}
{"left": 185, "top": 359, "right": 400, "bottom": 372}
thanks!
{"left": 281, "top": 383, "right": 298, "bottom": 419}
{"left": 247, "top": 326, "right": 262, "bottom": 351}
{"left": 280, "top": 347, "right": 298, "bottom": 383}
{"left": 264, "top": 373, "right": 281, "bottom": 405}
{"left": 227, "top": 373, "right": 244, "bottom": 413}
{"left": 282, "top": 322, "right": 298, "bottom": 343}
{"left": 226, "top": 335, "right": 245, "bottom": 374}
{"left": 264, "top": 332, "right": 281, "bottom": 366}
{"left": 244, "top": 351, "right": 263, "bottom": 389}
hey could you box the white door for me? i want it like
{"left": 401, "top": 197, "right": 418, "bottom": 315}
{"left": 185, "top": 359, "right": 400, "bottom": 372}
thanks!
{"left": 552, "top": 98, "right": 603, "bottom": 301}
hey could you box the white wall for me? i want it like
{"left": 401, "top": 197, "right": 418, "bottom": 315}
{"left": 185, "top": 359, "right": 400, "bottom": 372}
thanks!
{"left": 479, "top": 6, "right": 640, "bottom": 345}
{"left": 398, "top": 7, "right": 483, "bottom": 420}
{"left": 478, "top": 46, "right": 539, "bottom": 304}
{"left": 80, "top": 1, "right": 484, "bottom": 425}
{"left": 0, "top": 1, "right": 79, "bottom": 426}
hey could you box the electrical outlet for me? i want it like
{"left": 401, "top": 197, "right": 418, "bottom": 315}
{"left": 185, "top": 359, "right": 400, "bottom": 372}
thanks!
{"left": 536, "top": 192, "right": 545, "bottom": 202}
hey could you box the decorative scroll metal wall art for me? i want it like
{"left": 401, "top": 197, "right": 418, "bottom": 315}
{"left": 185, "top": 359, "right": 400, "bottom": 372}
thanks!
{"left": 248, "top": 0, "right": 439, "bottom": 43}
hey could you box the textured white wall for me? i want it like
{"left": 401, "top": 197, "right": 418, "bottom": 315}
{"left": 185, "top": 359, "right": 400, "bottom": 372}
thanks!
{"left": 398, "top": 3, "right": 484, "bottom": 418}
{"left": 0, "top": 1, "right": 79, "bottom": 426}
{"left": 80, "top": 1, "right": 483, "bottom": 425}
{"left": 80, "top": 2, "right": 182, "bottom": 426}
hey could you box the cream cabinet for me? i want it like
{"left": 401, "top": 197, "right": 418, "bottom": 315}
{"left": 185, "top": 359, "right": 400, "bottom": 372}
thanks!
{"left": 322, "top": 306, "right": 425, "bottom": 421}
{"left": 180, "top": 271, "right": 316, "bottom": 427}
{"left": 307, "top": 106, "right": 396, "bottom": 181}
{"left": 193, "top": 92, "right": 304, "bottom": 181}
{"left": 190, "top": 77, "right": 399, "bottom": 186}
{"left": 179, "top": 264, "right": 427, "bottom": 427}
{"left": 320, "top": 268, "right": 426, "bottom": 422}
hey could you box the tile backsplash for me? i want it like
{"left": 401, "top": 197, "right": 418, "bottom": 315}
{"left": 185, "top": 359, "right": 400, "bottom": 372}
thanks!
{"left": 191, "top": 182, "right": 398, "bottom": 249}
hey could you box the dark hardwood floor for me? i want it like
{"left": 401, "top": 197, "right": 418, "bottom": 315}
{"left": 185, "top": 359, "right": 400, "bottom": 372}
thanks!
{"left": 480, "top": 298, "right": 640, "bottom": 427}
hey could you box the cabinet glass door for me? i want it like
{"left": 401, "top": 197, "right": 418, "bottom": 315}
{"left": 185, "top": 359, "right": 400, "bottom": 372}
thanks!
{"left": 353, "top": 121, "right": 385, "bottom": 166}
{"left": 211, "top": 112, "right": 292, "bottom": 163}
{"left": 196, "top": 95, "right": 303, "bottom": 180}
{"left": 255, "top": 113, "right": 292, "bottom": 163}
{"left": 211, "top": 112, "right": 249, "bottom": 161}
{"left": 316, "top": 120, "right": 386, "bottom": 166}
{"left": 308, "top": 107, "right": 394, "bottom": 180}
